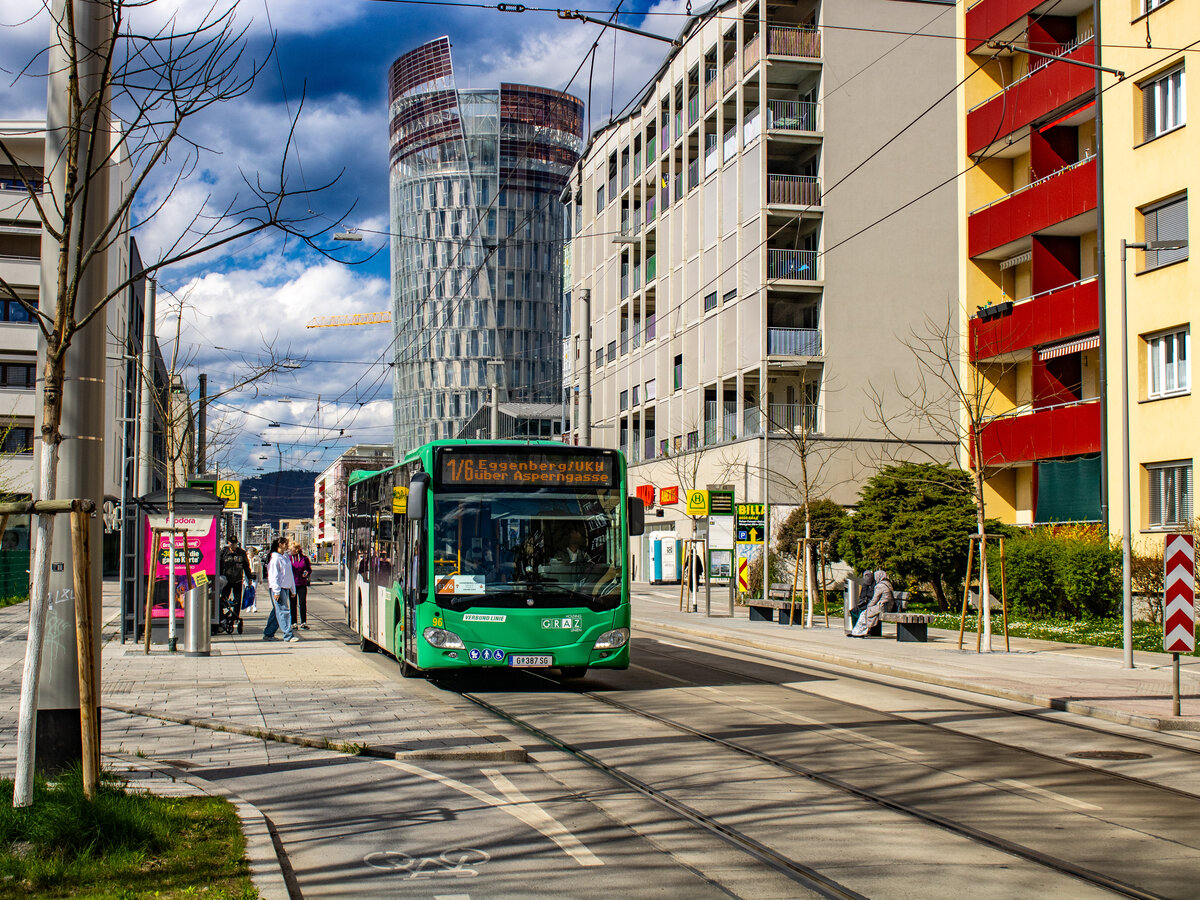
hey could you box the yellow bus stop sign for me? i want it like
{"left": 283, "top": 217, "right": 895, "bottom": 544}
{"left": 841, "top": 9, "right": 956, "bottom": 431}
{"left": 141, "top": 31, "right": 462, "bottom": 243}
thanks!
{"left": 685, "top": 489, "right": 709, "bottom": 517}
{"left": 392, "top": 486, "right": 409, "bottom": 515}
{"left": 216, "top": 480, "right": 240, "bottom": 509}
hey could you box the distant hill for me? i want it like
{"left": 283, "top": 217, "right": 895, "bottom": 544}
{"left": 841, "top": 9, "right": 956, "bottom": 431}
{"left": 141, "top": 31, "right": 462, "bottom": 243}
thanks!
{"left": 243, "top": 470, "right": 316, "bottom": 529}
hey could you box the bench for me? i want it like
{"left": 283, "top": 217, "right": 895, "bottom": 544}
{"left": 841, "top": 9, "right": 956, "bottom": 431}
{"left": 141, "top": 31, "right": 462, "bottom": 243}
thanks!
{"left": 746, "top": 592, "right": 806, "bottom": 625}
{"left": 879, "top": 612, "right": 934, "bottom": 642}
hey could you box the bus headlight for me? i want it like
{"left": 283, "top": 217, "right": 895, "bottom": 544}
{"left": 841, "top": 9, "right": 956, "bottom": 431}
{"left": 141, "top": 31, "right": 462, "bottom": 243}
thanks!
{"left": 592, "top": 628, "right": 629, "bottom": 650}
{"left": 423, "top": 627, "right": 466, "bottom": 649}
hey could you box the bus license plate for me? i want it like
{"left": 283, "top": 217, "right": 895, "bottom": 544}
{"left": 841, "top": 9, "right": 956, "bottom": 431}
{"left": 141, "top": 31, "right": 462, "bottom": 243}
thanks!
{"left": 509, "top": 655, "right": 553, "bottom": 667}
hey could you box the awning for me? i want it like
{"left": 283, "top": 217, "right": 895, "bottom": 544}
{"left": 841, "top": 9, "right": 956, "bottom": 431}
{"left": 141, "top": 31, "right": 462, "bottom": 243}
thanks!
{"left": 999, "top": 250, "right": 1033, "bottom": 270}
{"left": 1039, "top": 334, "right": 1100, "bottom": 361}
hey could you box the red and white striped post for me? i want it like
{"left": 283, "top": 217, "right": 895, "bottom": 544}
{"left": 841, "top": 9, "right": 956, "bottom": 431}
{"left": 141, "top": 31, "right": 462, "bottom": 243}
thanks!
{"left": 1163, "top": 534, "right": 1195, "bottom": 717}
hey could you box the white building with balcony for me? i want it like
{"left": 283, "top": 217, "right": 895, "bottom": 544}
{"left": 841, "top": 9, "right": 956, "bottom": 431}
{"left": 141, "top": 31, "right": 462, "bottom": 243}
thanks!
{"left": 566, "top": 0, "right": 961, "bottom": 547}
{"left": 314, "top": 444, "right": 394, "bottom": 563}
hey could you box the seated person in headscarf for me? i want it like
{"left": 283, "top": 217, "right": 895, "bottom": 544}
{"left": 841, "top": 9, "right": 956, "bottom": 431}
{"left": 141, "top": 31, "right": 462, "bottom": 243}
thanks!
{"left": 849, "top": 570, "right": 893, "bottom": 637}
{"left": 852, "top": 570, "right": 875, "bottom": 626}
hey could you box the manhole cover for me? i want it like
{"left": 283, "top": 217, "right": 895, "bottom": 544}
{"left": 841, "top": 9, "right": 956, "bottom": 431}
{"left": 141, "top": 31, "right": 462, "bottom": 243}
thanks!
{"left": 1068, "top": 750, "right": 1151, "bottom": 761}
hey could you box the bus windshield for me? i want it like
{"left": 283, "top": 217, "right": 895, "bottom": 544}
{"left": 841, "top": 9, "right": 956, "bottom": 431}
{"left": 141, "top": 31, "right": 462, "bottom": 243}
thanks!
{"left": 432, "top": 487, "right": 622, "bottom": 610}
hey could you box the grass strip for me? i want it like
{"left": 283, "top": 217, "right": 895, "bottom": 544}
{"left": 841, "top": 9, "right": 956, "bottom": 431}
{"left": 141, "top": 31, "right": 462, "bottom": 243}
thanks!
{"left": 929, "top": 614, "right": 1194, "bottom": 655}
{"left": 0, "top": 766, "right": 256, "bottom": 899}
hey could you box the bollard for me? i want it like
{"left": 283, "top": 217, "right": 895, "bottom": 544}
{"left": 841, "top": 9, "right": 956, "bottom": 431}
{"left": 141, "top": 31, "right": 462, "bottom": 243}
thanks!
{"left": 183, "top": 585, "right": 211, "bottom": 656}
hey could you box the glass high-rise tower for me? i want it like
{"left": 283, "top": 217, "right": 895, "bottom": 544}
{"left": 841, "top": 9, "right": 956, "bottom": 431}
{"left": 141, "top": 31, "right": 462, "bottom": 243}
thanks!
{"left": 388, "top": 37, "right": 584, "bottom": 451}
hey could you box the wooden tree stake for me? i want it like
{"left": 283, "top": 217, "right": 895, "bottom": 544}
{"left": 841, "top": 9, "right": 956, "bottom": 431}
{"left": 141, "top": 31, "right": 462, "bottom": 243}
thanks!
{"left": 70, "top": 510, "right": 99, "bottom": 800}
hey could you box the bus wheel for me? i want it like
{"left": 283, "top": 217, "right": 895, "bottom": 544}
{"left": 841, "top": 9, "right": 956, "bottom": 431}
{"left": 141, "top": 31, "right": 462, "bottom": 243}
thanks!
{"left": 558, "top": 667, "right": 587, "bottom": 679}
{"left": 359, "top": 635, "right": 375, "bottom": 653}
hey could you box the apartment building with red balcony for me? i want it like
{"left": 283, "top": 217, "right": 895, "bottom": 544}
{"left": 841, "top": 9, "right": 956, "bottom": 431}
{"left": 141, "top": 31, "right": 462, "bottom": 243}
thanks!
{"left": 960, "top": 0, "right": 1102, "bottom": 525}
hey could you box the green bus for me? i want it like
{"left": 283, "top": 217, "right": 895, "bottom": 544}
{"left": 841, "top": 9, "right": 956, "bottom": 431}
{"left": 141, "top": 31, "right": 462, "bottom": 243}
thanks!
{"left": 345, "top": 440, "right": 645, "bottom": 677}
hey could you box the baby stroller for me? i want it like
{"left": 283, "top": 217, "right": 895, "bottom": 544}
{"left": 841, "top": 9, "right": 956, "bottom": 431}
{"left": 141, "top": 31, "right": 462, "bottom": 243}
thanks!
{"left": 216, "top": 575, "right": 245, "bottom": 634}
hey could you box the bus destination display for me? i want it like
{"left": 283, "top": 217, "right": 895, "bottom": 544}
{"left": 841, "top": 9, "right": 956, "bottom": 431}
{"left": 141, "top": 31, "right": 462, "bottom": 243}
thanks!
{"left": 439, "top": 451, "right": 615, "bottom": 487}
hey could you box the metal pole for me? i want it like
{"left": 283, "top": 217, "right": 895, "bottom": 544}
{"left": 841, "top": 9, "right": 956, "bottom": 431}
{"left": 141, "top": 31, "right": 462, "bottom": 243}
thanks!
{"left": 580, "top": 289, "right": 591, "bottom": 445}
{"left": 490, "top": 384, "right": 500, "bottom": 439}
{"left": 137, "top": 278, "right": 157, "bottom": 496}
{"left": 1173, "top": 653, "right": 1181, "bottom": 717}
{"left": 240, "top": 501, "right": 248, "bottom": 547}
{"left": 197, "top": 373, "right": 207, "bottom": 474}
{"left": 1120, "top": 239, "right": 1133, "bottom": 669}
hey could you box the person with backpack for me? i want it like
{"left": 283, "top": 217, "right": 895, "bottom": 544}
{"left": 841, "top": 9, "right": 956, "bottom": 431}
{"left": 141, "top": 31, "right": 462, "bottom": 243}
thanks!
{"left": 289, "top": 542, "right": 313, "bottom": 630}
{"left": 220, "top": 534, "right": 254, "bottom": 628}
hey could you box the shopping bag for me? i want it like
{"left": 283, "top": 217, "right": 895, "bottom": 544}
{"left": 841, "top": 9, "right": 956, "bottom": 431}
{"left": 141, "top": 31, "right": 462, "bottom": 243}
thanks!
{"left": 241, "top": 581, "right": 256, "bottom": 610}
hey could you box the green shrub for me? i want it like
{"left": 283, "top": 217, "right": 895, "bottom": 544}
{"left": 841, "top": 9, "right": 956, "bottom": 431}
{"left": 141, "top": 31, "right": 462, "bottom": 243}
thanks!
{"left": 1056, "top": 538, "right": 1121, "bottom": 619}
{"left": 990, "top": 533, "right": 1060, "bottom": 618}
{"left": 979, "top": 526, "right": 1120, "bottom": 620}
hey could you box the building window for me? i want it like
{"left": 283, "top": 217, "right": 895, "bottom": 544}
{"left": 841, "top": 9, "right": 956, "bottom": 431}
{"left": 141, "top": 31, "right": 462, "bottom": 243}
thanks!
{"left": 1147, "top": 461, "right": 1193, "bottom": 528}
{"left": 673, "top": 354, "right": 683, "bottom": 391}
{"left": 645, "top": 378, "right": 656, "bottom": 400}
{"left": 687, "top": 430, "right": 699, "bottom": 449}
{"left": 0, "top": 363, "right": 36, "bottom": 389}
{"left": 722, "top": 288, "right": 737, "bottom": 305}
{"left": 1, "top": 425, "right": 33, "bottom": 455}
{"left": 1143, "top": 0, "right": 1170, "bottom": 13}
{"left": 607, "top": 340, "right": 616, "bottom": 363}
{"left": 619, "top": 390, "right": 628, "bottom": 411}
{"left": 1, "top": 298, "right": 36, "bottom": 323}
{"left": 596, "top": 184, "right": 605, "bottom": 211}
{"left": 595, "top": 348, "right": 603, "bottom": 368}
{"left": 1141, "top": 195, "right": 1188, "bottom": 269}
{"left": 632, "top": 384, "right": 640, "bottom": 406}
{"left": 1147, "top": 328, "right": 1190, "bottom": 398}
{"left": 1143, "top": 66, "right": 1185, "bottom": 141}
{"left": 703, "top": 291, "right": 717, "bottom": 312}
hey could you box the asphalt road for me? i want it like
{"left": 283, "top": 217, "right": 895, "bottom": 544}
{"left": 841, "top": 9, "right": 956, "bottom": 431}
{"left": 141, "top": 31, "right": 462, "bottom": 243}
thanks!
{"left": 184, "top": 599, "right": 1200, "bottom": 899}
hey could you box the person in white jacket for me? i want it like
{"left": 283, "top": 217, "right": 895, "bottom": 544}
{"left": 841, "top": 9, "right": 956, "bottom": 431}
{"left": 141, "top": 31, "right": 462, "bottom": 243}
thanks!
{"left": 263, "top": 537, "right": 299, "bottom": 642}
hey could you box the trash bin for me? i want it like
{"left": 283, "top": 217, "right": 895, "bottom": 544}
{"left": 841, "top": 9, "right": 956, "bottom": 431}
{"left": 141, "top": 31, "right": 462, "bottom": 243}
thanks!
{"left": 183, "top": 585, "right": 211, "bottom": 656}
{"left": 844, "top": 580, "right": 854, "bottom": 632}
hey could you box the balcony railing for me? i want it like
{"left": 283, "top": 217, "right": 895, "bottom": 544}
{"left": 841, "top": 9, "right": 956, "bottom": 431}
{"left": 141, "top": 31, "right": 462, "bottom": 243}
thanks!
{"left": 674, "top": 171, "right": 683, "bottom": 197}
{"left": 704, "top": 76, "right": 719, "bottom": 110}
{"left": 969, "top": 152, "right": 1095, "bottom": 216}
{"left": 767, "top": 248, "right": 818, "bottom": 280}
{"left": 768, "top": 403, "right": 819, "bottom": 434}
{"left": 744, "top": 32, "right": 761, "bottom": 72}
{"left": 767, "top": 24, "right": 821, "bottom": 59}
{"left": 744, "top": 106, "right": 761, "bottom": 144}
{"left": 687, "top": 159, "right": 699, "bottom": 190}
{"left": 661, "top": 185, "right": 670, "bottom": 211}
{"left": 723, "top": 125, "right": 738, "bottom": 161}
{"left": 620, "top": 274, "right": 629, "bottom": 298}
{"left": 705, "top": 135, "right": 719, "bottom": 177}
{"left": 632, "top": 262, "right": 641, "bottom": 291}
{"left": 646, "top": 134, "right": 656, "bottom": 158}
{"left": 646, "top": 254, "right": 657, "bottom": 280}
{"left": 644, "top": 437, "right": 656, "bottom": 460}
{"left": 645, "top": 195, "right": 657, "bottom": 223}
{"left": 722, "top": 57, "right": 738, "bottom": 93}
{"left": 632, "top": 320, "right": 642, "bottom": 349}
{"left": 704, "top": 418, "right": 718, "bottom": 446}
{"left": 744, "top": 407, "right": 762, "bottom": 436}
{"left": 766, "top": 100, "right": 819, "bottom": 133}
{"left": 767, "top": 174, "right": 821, "bottom": 206}
{"left": 621, "top": 164, "right": 630, "bottom": 190}
{"left": 687, "top": 93, "right": 700, "bottom": 126}
{"left": 767, "top": 327, "right": 822, "bottom": 356}
{"left": 660, "top": 122, "right": 669, "bottom": 148}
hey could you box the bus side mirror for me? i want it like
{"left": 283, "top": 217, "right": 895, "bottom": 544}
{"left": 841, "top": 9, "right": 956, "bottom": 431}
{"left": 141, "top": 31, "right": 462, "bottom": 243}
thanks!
{"left": 627, "top": 497, "right": 645, "bottom": 536}
{"left": 407, "top": 474, "right": 429, "bottom": 521}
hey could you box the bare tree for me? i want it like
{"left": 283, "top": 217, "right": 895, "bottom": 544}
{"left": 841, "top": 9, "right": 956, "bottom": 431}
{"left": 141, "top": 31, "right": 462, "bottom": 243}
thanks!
{"left": 146, "top": 287, "right": 294, "bottom": 648}
{"left": 750, "top": 367, "right": 859, "bottom": 623}
{"left": 867, "top": 302, "right": 1019, "bottom": 651}
{"left": 8, "top": 0, "right": 343, "bottom": 806}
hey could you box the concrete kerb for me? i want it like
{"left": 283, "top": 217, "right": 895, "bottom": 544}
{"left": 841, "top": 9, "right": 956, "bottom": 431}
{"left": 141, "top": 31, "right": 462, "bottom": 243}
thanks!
{"left": 105, "top": 751, "right": 289, "bottom": 900}
{"left": 633, "top": 616, "right": 1200, "bottom": 735}
{"left": 103, "top": 702, "right": 529, "bottom": 763}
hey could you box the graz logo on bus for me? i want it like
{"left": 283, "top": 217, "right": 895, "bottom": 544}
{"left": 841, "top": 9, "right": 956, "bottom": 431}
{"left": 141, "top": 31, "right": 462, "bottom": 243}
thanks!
{"left": 157, "top": 547, "right": 202, "bottom": 567}
{"left": 541, "top": 615, "right": 582, "bottom": 632}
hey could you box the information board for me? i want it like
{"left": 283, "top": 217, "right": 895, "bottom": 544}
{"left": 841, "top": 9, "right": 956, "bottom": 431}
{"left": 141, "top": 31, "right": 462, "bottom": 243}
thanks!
{"left": 437, "top": 450, "right": 617, "bottom": 488}
{"left": 736, "top": 503, "right": 765, "bottom": 544}
{"left": 708, "top": 490, "right": 734, "bottom": 516}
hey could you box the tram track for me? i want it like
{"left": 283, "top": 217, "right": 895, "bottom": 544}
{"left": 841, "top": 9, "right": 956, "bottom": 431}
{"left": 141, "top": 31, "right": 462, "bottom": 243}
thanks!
{"left": 455, "top": 660, "right": 1178, "bottom": 900}
{"left": 633, "top": 625, "right": 1200, "bottom": 777}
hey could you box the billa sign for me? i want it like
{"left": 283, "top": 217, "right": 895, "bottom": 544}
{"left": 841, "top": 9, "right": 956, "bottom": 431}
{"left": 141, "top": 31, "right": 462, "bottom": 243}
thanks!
{"left": 660, "top": 486, "right": 680, "bottom": 505}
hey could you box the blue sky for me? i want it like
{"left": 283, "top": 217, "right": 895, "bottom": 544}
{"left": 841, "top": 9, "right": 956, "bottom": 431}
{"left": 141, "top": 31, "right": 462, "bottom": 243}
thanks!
{"left": 0, "top": 0, "right": 685, "bottom": 476}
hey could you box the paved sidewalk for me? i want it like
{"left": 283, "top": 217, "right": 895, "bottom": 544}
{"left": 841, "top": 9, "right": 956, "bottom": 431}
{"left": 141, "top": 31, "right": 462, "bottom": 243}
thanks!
{"left": 633, "top": 582, "right": 1200, "bottom": 734}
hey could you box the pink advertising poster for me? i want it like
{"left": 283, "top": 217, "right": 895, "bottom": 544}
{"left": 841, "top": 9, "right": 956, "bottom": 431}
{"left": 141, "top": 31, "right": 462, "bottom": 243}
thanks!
{"left": 143, "top": 513, "right": 218, "bottom": 583}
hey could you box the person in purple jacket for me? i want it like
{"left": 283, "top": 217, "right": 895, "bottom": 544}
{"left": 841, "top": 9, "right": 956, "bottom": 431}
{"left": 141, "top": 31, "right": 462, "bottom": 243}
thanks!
{"left": 289, "top": 542, "right": 313, "bottom": 630}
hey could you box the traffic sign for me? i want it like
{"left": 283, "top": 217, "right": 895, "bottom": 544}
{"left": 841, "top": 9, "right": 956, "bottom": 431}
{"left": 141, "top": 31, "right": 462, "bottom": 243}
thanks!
{"left": 686, "top": 490, "right": 709, "bottom": 517}
{"left": 216, "top": 480, "right": 240, "bottom": 509}
{"left": 737, "top": 557, "right": 750, "bottom": 592}
{"left": 1164, "top": 534, "right": 1195, "bottom": 653}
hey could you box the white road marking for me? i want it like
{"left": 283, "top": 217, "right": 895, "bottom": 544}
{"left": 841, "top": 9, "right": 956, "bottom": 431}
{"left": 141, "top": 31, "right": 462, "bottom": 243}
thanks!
{"left": 482, "top": 769, "right": 604, "bottom": 867}
{"left": 996, "top": 778, "right": 1102, "bottom": 811}
{"left": 434, "top": 895, "right": 472, "bottom": 899}
{"left": 379, "top": 760, "right": 603, "bottom": 868}
{"left": 700, "top": 687, "right": 924, "bottom": 758}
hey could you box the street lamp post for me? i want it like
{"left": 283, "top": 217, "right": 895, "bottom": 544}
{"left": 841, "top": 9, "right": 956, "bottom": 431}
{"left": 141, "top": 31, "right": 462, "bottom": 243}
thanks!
{"left": 1118, "top": 238, "right": 1187, "bottom": 669}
